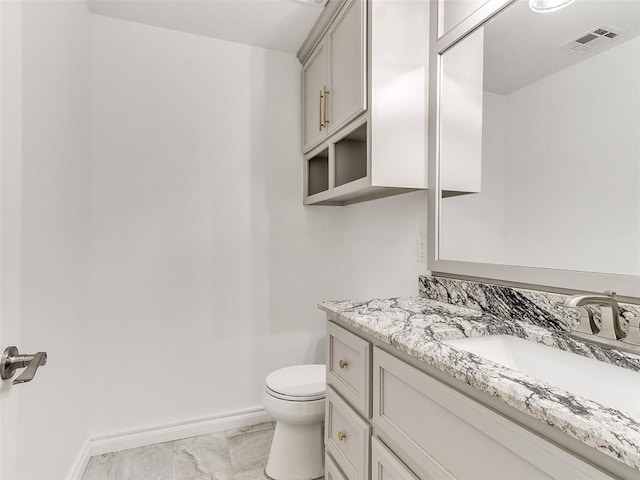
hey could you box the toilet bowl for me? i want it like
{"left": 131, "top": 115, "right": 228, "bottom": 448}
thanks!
{"left": 262, "top": 364, "right": 326, "bottom": 480}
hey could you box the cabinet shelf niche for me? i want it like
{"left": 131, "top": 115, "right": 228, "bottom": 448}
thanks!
{"left": 307, "top": 148, "right": 330, "bottom": 196}
{"left": 335, "top": 123, "right": 367, "bottom": 188}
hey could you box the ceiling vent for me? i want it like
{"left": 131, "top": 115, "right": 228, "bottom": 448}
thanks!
{"left": 559, "top": 25, "right": 625, "bottom": 54}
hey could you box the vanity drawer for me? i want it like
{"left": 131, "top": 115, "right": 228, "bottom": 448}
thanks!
{"left": 327, "top": 321, "right": 371, "bottom": 417}
{"left": 372, "top": 347, "right": 613, "bottom": 480}
{"left": 371, "top": 436, "right": 421, "bottom": 480}
{"left": 326, "top": 451, "right": 348, "bottom": 480}
{"left": 326, "top": 385, "right": 371, "bottom": 480}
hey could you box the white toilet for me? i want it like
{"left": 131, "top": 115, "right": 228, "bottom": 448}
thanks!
{"left": 262, "top": 364, "right": 326, "bottom": 480}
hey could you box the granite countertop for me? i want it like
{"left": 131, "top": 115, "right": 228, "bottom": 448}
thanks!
{"left": 319, "top": 296, "right": 640, "bottom": 472}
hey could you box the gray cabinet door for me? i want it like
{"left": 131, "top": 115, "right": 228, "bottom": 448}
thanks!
{"left": 372, "top": 347, "right": 612, "bottom": 480}
{"left": 302, "top": 41, "right": 327, "bottom": 152}
{"left": 371, "top": 437, "right": 422, "bottom": 480}
{"left": 327, "top": 0, "right": 366, "bottom": 137}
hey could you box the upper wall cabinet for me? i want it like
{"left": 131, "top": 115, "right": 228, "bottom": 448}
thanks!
{"left": 302, "top": 0, "right": 366, "bottom": 153}
{"left": 303, "top": 42, "right": 329, "bottom": 151}
{"left": 298, "top": 0, "right": 430, "bottom": 206}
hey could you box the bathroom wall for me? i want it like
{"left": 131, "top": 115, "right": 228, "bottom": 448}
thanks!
{"left": 502, "top": 36, "right": 640, "bottom": 274}
{"left": 0, "top": 1, "right": 93, "bottom": 478}
{"left": 440, "top": 37, "right": 640, "bottom": 274}
{"left": 90, "top": 14, "right": 426, "bottom": 438}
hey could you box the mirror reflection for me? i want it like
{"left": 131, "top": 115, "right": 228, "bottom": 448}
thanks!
{"left": 438, "top": 0, "right": 640, "bottom": 276}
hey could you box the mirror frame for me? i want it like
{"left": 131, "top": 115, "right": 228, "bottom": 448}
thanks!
{"left": 427, "top": 0, "right": 640, "bottom": 302}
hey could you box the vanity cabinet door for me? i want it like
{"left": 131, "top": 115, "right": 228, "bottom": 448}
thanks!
{"left": 326, "top": 385, "right": 371, "bottom": 480}
{"left": 372, "top": 347, "right": 613, "bottom": 480}
{"left": 371, "top": 437, "right": 421, "bottom": 480}
{"left": 327, "top": 452, "right": 349, "bottom": 480}
{"left": 327, "top": 321, "right": 371, "bottom": 417}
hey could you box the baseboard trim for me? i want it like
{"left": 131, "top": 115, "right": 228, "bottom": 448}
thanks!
{"left": 89, "top": 406, "right": 271, "bottom": 457}
{"left": 67, "top": 438, "right": 91, "bottom": 480}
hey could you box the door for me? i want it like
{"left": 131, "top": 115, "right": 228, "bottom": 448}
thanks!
{"left": 1, "top": 1, "right": 25, "bottom": 476}
{"left": 1, "top": 1, "right": 92, "bottom": 478}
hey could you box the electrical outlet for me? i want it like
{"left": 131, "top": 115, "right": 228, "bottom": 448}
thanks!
{"left": 416, "top": 237, "right": 427, "bottom": 263}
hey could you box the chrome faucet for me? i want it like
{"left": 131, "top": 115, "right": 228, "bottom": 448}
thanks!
{"left": 560, "top": 291, "right": 627, "bottom": 340}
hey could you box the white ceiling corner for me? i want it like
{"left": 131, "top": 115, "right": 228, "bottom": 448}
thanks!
{"left": 86, "top": 0, "right": 325, "bottom": 53}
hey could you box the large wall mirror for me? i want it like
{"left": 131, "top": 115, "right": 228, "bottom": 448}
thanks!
{"left": 428, "top": 0, "right": 640, "bottom": 299}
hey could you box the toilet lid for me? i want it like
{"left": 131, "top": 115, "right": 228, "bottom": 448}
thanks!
{"left": 265, "top": 364, "right": 326, "bottom": 399}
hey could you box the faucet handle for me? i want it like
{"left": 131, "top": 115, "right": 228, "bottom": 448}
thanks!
{"left": 604, "top": 290, "right": 616, "bottom": 298}
{"left": 556, "top": 302, "right": 599, "bottom": 335}
{"left": 621, "top": 317, "right": 640, "bottom": 346}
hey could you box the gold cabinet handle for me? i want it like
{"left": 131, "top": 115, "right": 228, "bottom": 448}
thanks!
{"left": 319, "top": 89, "right": 324, "bottom": 131}
{"left": 337, "top": 431, "right": 347, "bottom": 441}
{"left": 322, "top": 85, "right": 330, "bottom": 126}
{"left": 339, "top": 359, "right": 348, "bottom": 369}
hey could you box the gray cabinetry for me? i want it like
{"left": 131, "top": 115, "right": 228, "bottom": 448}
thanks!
{"left": 325, "top": 319, "right": 617, "bottom": 480}
{"left": 302, "top": 41, "right": 328, "bottom": 152}
{"left": 326, "top": 0, "right": 366, "bottom": 138}
{"left": 302, "top": 0, "right": 365, "bottom": 154}
{"left": 327, "top": 321, "right": 371, "bottom": 417}
{"left": 326, "top": 386, "right": 371, "bottom": 480}
{"left": 327, "top": 452, "right": 349, "bottom": 480}
{"left": 371, "top": 437, "right": 420, "bottom": 480}
{"left": 299, "top": 0, "right": 429, "bottom": 205}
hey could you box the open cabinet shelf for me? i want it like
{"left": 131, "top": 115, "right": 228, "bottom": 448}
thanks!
{"left": 304, "top": 117, "right": 420, "bottom": 206}
{"left": 335, "top": 123, "right": 367, "bottom": 187}
{"left": 307, "top": 148, "right": 329, "bottom": 196}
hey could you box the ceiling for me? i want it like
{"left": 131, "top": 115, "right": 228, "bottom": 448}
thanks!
{"left": 482, "top": 0, "right": 640, "bottom": 94}
{"left": 86, "top": 0, "right": 325, "bottom": 53}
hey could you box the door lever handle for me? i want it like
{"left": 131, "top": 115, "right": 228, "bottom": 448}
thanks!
{"left": 1, "top": 346, "right": 48, "bottom": 385}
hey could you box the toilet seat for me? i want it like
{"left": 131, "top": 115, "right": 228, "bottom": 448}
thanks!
{"left": 265, "top": 364, "right": 325, "bottom": 402}
{"left": 265, "top": 386, "right": 325, "bottom": 402}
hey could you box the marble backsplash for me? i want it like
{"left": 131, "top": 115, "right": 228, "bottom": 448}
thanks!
{"left": 419, "top": 275, "right": 640, "bottom": 332}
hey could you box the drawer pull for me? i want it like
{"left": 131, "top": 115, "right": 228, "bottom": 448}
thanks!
{"left": 337, "top": 431, "right": 347, "bottom": 441}
{"left": 339, "top": 359, "right": 348, "bottom": 369}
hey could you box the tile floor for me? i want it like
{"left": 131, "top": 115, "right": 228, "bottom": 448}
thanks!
{"left": 81, "top": 422, "right": 275, "bottom": 480}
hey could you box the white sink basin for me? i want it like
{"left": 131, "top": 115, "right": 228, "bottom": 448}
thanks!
{"left": 444, "top": 335, "right": 640, "bottom": 415}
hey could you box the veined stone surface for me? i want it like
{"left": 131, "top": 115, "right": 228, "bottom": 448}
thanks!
{"left": 319, "top": 293, "right": 640, "bottom": 472}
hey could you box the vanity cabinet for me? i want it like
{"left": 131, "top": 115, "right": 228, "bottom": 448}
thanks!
{"left": 326, "top": 386, "right": 371, "bottom": 480}
{"left": 299, "top": 0, "right": 429, "bottom": 205}
{"left": 371, "top": 437, "right": 420, "bottom": 480}
{"left": 373, "top": 347, "right": 613, "bottom": 480}
{"left": 327, "top": 452, "right": 349, "bottom": 480}
{"left": 327, "top": 321, "right": 371, "bottom": 417}
{"left": 326, "top": 322, "right": 372, "bottom": 479}
{"left": 326, "top": 320, "right": 617, "bottom": 480}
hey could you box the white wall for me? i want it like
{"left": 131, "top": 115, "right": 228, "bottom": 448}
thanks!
{"left": 90, "top": 14, "right": 426, "bottom": 437}
{"left": 1, "top": 1, "right": 92, "bottom": 479}
{"left": 502, "top": 37, "right": 640, "bottom": 275}
{"left": 440, "top": 37, "right": 640, "bottom": 275}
